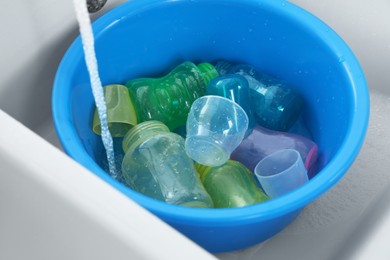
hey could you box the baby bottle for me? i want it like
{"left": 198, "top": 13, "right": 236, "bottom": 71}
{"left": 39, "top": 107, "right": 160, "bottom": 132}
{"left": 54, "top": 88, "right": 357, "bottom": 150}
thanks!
{"left": 215, "top": 60, "right": 304, "bottom": 131}
{"left": 125, "top": 61, "right": 218, "bottom": 131}
{"left": 196, "top": 160, "right": 269, "bottom": 208}
{"left": 231, "top": 124, "right": 318, "bottom": 178}
{"left": 121, "top": 120, "right": 213, "bottom": 208}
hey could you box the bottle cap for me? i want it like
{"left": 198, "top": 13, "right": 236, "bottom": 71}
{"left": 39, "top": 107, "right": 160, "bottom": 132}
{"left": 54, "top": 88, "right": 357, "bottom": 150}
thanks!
{"left": 254, "top": 149, "right": 308, "bottom": 199}
{"left": 185, "top": 95, "right": 248, "bottom": 166}
{"left": 92, "top": 84, "right": 137, "bottom": 137}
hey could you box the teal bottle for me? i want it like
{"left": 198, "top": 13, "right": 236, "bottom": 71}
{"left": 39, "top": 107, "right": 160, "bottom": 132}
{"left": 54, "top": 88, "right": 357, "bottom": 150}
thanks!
{"left": 215, "top": 60, "right": 304, "bottom": 131}
{"left": 195, "top": 160, "right": 269, "bottom": 208}
{"left": 243, "top": 74, "right": 304, "bottom": 132}
{"left": 206, "top": 74, "right": 255, "bottom": 134}
{"left": 121, "top": 120, "right": 214, "bottom": 208}
{"left": 125, "top": 61, "right": 219, "bottom": 131}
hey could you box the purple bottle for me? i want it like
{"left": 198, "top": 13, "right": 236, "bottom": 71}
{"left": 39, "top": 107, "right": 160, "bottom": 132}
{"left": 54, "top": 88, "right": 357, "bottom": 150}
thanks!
{"left": 230, "top": 125, "right": 318, "bottom": 178}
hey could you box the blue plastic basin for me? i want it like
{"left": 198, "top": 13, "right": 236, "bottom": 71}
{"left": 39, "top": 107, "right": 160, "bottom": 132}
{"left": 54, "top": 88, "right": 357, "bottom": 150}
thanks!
{"left": 52, "top": 0, "right": 369, "bottom": 253}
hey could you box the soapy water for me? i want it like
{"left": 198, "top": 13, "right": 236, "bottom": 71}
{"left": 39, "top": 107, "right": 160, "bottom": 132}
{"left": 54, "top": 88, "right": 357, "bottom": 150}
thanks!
{"left": 72, "top": 0, "right": 118, "bottom": 179}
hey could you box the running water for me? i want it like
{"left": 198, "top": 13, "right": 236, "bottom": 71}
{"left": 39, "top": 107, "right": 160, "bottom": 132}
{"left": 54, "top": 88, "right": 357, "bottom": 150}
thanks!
{"left": 72, "top": 0, "right": 118, "bottom": 179}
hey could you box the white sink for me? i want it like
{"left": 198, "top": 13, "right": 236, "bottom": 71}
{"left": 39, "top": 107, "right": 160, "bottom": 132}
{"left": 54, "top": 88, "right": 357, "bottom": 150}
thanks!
{"left": 0, "top": 0, "right": 389, "bottom": 259}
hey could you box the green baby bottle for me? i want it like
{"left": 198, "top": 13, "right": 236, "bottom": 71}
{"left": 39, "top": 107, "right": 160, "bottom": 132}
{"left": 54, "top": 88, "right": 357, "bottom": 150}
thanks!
{"left": 121, "top": 120, "right": 214, "bottom": 208}
{"left": 196, "top": 160, "right": 269, "bottom": 208}
{"left": 125, "top": 61, "right": 218, "bottom": 131}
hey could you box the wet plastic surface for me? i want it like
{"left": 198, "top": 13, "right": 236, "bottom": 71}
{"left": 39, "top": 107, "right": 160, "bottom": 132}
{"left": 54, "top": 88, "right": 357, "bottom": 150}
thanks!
{"left": 0, "top": 0, "right": 389, "bottom": 259}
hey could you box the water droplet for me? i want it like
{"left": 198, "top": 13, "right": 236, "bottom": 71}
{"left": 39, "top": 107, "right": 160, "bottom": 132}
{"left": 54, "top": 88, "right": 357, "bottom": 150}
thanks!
{"left": 338, "top": 56, "right": 345, "bottom": 63}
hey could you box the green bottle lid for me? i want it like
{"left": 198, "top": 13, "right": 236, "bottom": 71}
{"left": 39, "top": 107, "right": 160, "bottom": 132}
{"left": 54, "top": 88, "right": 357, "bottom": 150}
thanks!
{"left": 197, "top": 62, "right": 219, "bottom": 86}
{"left": 122, "top": 120, "right": 170, "bottom": 153}
{"left": 92, "top": 84, "right": 137, "bottom": 137}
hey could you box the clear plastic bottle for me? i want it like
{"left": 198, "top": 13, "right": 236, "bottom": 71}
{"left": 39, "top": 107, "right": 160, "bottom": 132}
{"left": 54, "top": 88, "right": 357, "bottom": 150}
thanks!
{"left": 196, "top": 160, "right": 269, "bottom": 208}
{"left": 121, "top": 120, "right": 214, "bottom": 208}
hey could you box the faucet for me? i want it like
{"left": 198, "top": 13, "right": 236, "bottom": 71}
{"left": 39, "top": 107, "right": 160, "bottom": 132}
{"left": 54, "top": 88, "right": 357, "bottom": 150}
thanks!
{"left": 87, "top": 0, "right": 107, "bottom": 13}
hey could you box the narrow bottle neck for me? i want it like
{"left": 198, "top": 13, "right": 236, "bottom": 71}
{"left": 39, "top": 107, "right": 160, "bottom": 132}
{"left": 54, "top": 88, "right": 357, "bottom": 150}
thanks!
{"left": 195, "top": 160, "right": 251, "bottom": 181}
{"left": 194, "top": 163, "right": 213, "bottom": 181}
{"left": 122, "top": 120, "right": 170, "bottom": 152}
{"left": 214, "top": 60, "right": 233, "bottom": 75}
{"left": 196, "top": 62, "right": 219, "bottom": 86}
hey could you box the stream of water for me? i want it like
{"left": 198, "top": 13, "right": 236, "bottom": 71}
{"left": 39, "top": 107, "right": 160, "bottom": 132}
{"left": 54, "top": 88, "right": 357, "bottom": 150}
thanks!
{"left": 72, "top": 0, "right": 118, "bottom": 179}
